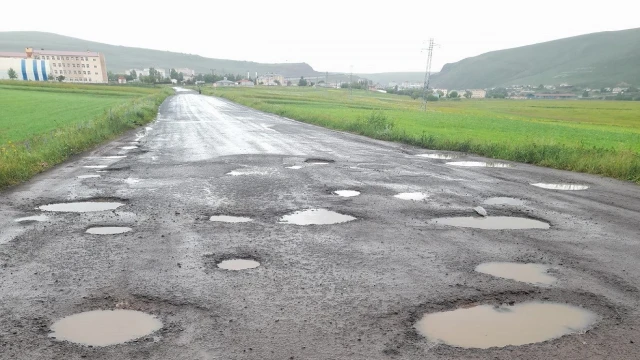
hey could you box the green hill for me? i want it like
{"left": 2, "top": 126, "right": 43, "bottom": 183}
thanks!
{"left": 0, "top": 31, "right": 321, "bottom": 77}
{"left": 430, "top": 27, "right": 640, "bottom": 89}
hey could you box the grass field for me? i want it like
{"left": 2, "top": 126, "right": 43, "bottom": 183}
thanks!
{"left": 0, "top": 81, "right": 171, "bottom": 188}
{"left": 205, "top": 87, "right": 640, "bottom": 183}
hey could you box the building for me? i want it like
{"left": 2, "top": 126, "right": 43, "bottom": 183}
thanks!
{"left": 174, "top": 68, "right": 195, "bottom": 81}
{"left": 237, "top": 79, "right": 255, "bottom": 87}
{"left": 533, "top": 93, "right": 577, "bottom": 99}
{"left": 213, "top": 77, "right": 236, "bottom": 87}
{"left": 0, "top": 56, "right": 50, "bottom": 81}
{"left": 117, "top": 76, "right": 127, "bottom": 84}
{"left": 0, "top": 47, "right": 108, "bottom": 83}
{"left": 257, "top": 73, "right": 284, "bottom": 86}
{"left": 468, "top": 89, "right": 487, "bottom": 98}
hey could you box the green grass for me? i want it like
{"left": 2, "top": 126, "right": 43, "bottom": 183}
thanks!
{"left": 0, "top": 81, "right": 171, "bottom": 188}
{"left": 205, "top": 87, "right": 640, "bottom": 184}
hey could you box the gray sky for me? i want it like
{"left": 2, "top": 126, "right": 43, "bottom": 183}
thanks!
{"left": 1, "top": 0, "right": 638, "bottom": 73}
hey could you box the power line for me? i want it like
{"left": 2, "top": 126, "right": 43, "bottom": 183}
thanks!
{"left": 422, "top": 38, "right": 435, "bottom": 111}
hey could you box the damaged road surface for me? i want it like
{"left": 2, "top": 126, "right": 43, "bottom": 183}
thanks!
{"left": 1, "top": 89, "right": 640, "bottom": 359}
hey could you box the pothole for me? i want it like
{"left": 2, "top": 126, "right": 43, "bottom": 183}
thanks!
{"left": 15, "top": 215, "right": 49, "bottom": 222}
{"left": 209, "top": 215, "right": 252, "bottom": 223}
{"left": 475, "top": 262, "right": 556, "bottom": 285}
{"left": 446, "top": 161, "right": 512, "bottom": 168}
{"left": 120, "top": 146, "right": 138, "bottom": 150}
{"left": 39, "top": 200, "right": 125, "bottom": 213}
{"left": 483, "top": 197, "right": 525, "bottom": 206}
{"left": 334, "top": 190, "right": 360, "bottom": 197}
{"left": 77, "top": 175, "right": 101, "bottom": 179}
{"left": 226, "top": 170, "right": 268, "bottom": 176}
{"left": 431, "top": 216, "right": 549, "bottom": 229}
{"left": 286, "top": 166, "right": 303, "bottom": 169}
{"left": 304, "top": 158, "right": 335, "bottom": 164}
{"left": 531, "top": 183, "right": 589, "bottom": 191}
{"left": 394, "top": 192, "right": 428, "bottom": 201}
{"left": 86, "top": 227, "right": 132, "bottom": 235}
{"left": 49, "top": 309, "right": 162, "bottom": 347}
{"left": 279, "top": 209, "right": 356, "bottom": 225}
{"left": 83, "top": 165, "right": 108, "bottom": 169}
{"left": 414, "top": 302, "right": 597, "bottom": 349}
{"left": 99, "top": 155, "right": 127, "bottom": 159}
{"left": 416, "top": 153, "right": 460, "bottom": 160}
{"left": 217, "top": 259, "right": 261, "bottom": 270}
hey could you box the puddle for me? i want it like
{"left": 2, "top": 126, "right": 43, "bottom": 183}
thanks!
{"left": 49, "top": 309, "right": 162, "bottom": 347}
{"left": 86, "top": 227, "right": 132, "bottom": 235}
{"left": 279, "top": 209, "right": 356, "bottom": 225}
{"left": 121, "top": 146, "right": 138, "bottom": 150}
{"left": 475, "top": 262, "right": 556, "bottom": 284}
{"left": 417, "top": 153, "right": 460, "bottom": 160}
{"left": 15, "top": 215, "right": 49, "bottom": 222}
{"left": 209, "top": 215, "right": 252, "bottom": 223}
{"left": 414, "top": 302, "right": 597, "bottom": 349}
{"left": 217, "top": 259, "right": 260, "bottom": 270}
{"left": 484, "top": 197, "right": 525, "bottom": 206}
{"left": 98, "top": 156, "right": 127, "bottom": 159}
{"left": 304, "top": 158, "right": 335, "bottom": 164}
{"left": 334, "top": 190, "right": 360, "bottom": 197}
{"left": 226, "top": 170, "right": 268, "bottom": 176}
{"left": 39, "top": 201, "right": 124, "bottom": 213}
{"left": 431, "top": 216, "right": 549, "bottom": 229}
{"left": 124, "top": 178, "right": 141, "bottom": 184}
{"left": 395, "top": 192, "right": 428, "bottom": 201}
{"left": 531, "top": 183, "right": 589, "bottom": 191}
{"left": 286, "top": 166, "right": 303, "bottom": 169}
{"left": 446, "top": 161, "right": 512, "bottom": 168}
{"left": 77, "top": 175, "right": 101, "bottom": 179}
{"left": 83, "top": 165, "right": 108, "bottom": 169}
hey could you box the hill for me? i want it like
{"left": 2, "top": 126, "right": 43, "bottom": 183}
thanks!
{"left": 0, "top": 31, "right": 321, "bottom": 77}
{"left": 430, "top": 28, "right": 640, "bottom": 89}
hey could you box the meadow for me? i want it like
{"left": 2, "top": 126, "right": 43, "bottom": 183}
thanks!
{"left": 206, "top": 87, "right": 640, "bottom": 183}
{"left": 0, "top": 81, "right": 171, "bottom": 188}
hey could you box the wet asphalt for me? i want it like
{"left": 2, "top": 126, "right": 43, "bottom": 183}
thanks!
{"left": 1, "top": 89, "right": 640, "bottom": 359}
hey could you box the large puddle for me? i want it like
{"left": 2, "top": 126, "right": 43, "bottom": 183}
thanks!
{"left": 120, "top": 146, "right": 138, "bottom": 150}
{"left": 49, "top": 309, "right": 162, "bottom": 347}
{"left": 210, "top": 215, "right": 252, "bottom": 223}
{"left": 86, "top": 227, "right": 132, "bottom": 235}
{"left": 417, "top": 153, "right": 459, "bottom": 160}
{"left": 475, "top": 262, "right": 556, "bottom": 285}
{"left": 15, "top": 215, "right": 49, "bottom": 222}
{"left": 39, "top": 201, "right": 125, "bottom": 213}
{"left": 334, "top": 190, "right": 360, "bottom": 197}
{"left": 286, "top": 166, "right": 303, "bottom": 170}
{"left": 218, "top": 259, "right": 260, "bottom": 270}
{"left": 532, "top": 183, "right": 589, "bottom": 191}
{"left": 279, "top": 209, "right": 356, "bottom": 225}
{"left": 446, "top": 161, "right": 512, "bottom": 168}
{"left": 483, "top": 197, "right": 525, "bottom": 206}
{"left": 395, "top": 192, "right": 428, "bottom": 201}
{"left": 431, "top": 216, "right": 549, "bottom": 229}
{"left": 414, "top": 302, "right": 597, "bottom": 349}
{"left": 77, "top": 175, "right": 101, "bottom": 179}
{"left": 83, "top": 165, "right": 108, "bottom": 169}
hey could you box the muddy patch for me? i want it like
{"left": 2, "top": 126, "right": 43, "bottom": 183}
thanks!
{"left": 417, "top": 153, "right": 460, "bottom": 160}
{"left": 475, "top": 262, "right": 556, "bottom": 285}
{"left": 414, "top": 302, "right": 597, "bottom": 349}
{"left": 209, "top": 215, "right": 252, "bottom": 223}
{"left": 431, "top": 216, "right": 549, "bottom": 229}
{"left": 39, "top": 199, "right": 125, "bottom": 213}
{"left": 86, "top": 227, "right": 132, "bottom": 235}
{"left": 334, "top": 190, "right": 360, "bottom": 197}
{"left": 77, "top": 175, "right": 101, "bottom": 179}
{"left": 395, "top": 192, "right": 428, "bottom": 201}
{"left": 532, "top": 183, "right": 589, "bottom": 191}
{"left": 49, "top": 309, "right": 162, "bottom": 347}
{"left": 217, "top": 259, "right": 261, "bottom": 271}
{"left": 483, "top": 197, "right": 525, "bottom": 206}
{"left": 15, "top": 215, "right": 49, "bottom": 223}
{"left": 446, "top": 161, "right": 512, "bottom": 168}
{"left": 279, "top": 209, "right": 356, "bottom": 225}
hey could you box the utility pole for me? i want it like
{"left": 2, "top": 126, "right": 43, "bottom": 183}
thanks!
{"left": 422, "top": 38, "right": 435, "bottom": 111}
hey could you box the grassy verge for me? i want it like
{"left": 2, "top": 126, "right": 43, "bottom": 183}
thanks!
{"left": 0, "top": 82, "right": 171, "bottom": 188}
{"left": 204, "top": 87, "right": 640, "bottom": 184}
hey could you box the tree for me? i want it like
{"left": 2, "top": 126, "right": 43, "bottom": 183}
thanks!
{"left": 7, "top": 68, "right": 17, "bottom": 80}
{"left": 537, "top": 84, "right": 544, "bottom": 90}
{"left": 437, "top": 90, "right": 444, "bottom": 97}
{"left": 56, "top": 75, "right": 65, "bottom": 82}
{"left": 286, "top": 80, "right": 292, "bottom": 86}
{"left": 298, "top": 77, "right": 308, "bottom": 86}
{"left": 274, "top": 79, "right": 281, "bottom": 86}
{"left": 170, "top": 68, "right": 179, "bottom": 79}
{"left": 582, "top": 90, "right": 590, "bottom": 98}
{"left": 107, "top": 71, "right": 117, "bottom": 82}
{"left": 464, "top": 90, "right": 472, "bottom": 99}
{"left": 130, "top": 70, "right": 137, "bottom": 80}
{"left": 448, "top": 91, "right": 459, "bottom": 98}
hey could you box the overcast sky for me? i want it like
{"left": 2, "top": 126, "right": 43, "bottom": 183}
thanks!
{"left": 1, "top": 0, "right": 638, "bottom": 73}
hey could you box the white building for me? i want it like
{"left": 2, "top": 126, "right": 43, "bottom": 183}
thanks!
{"left": 257, "top": 73, "right": 284, "bottom": 86}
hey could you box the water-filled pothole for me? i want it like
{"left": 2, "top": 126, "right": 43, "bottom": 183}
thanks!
{"left": 83, "top": 165, "right": 108, "bottom": 169}
{"left": 279, "top": 209, "right": 356, "bottom": 225}
{"left": 15, "top": 215, "right": 49, "bottom": 222}
{"left": 395, "top": 192, "right": 428, "bottom": 201}
{"left": 334, "top": 190, "right": 360, "bottom": 197}
{"left": 483, "top": 197, "right": 525, "bottom": 206}
{"left": 77, "top": 175, "right": 101, "bottom": 179}
{"left": 475, "top": 262, "right": 556, "bottom": 284}
{"left": 417, "top": 153, "right": 460, "bottom": 160}
{"left": 217, "top": 259, "right": 261, "bottom": 270}
{"left": 414, "top": 302, "right": 597, "bottom": 349}
{"left": 304, "top": 158, "right": 335, "bottom": 164}
{"left": 49, "top": 309, "right": 162, "bottom": 347}
{"left": 446, "top": 161, "right": 512, "bottom": 168}
{"left": 99, "top": 155, "right": 127, "bottom": 159}
{"left": 209, "top": 215, "right": 252, "bottom": 223}
{"left": 39, "top": 201, "right": 125, "bottom": 213}
{"left": 431, "top": 216, "right": 549, "bottom": 229}
{"left": 121, "top": 146, "right": 138, "bottom": 150}
{"left": 532, "top": 183, "right": 589, "bottom": 191}
{"left": 86, "top": 227, "right": 132, "bottom": 235}
{"left": 286, "top": 165, "right": 303, "bottom": 169}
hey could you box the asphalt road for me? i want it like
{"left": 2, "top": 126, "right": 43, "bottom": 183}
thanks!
{"left": 2, "top": 89, "right": 640, "bottom": 359}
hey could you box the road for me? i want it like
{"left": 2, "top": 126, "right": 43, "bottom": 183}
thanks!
{"left": 1, "top": 89, "right": 639, "bottom": 359}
